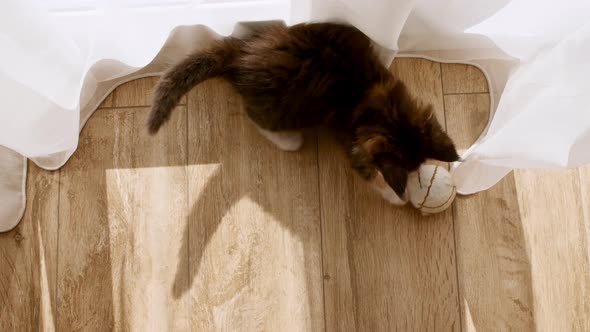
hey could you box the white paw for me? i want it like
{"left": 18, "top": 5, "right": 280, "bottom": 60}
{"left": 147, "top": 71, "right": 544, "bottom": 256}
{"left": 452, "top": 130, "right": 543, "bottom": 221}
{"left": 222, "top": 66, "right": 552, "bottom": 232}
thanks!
{"left": 378, "top": 185, "right": 408, "bottom": 206}
{"left": 370, "top": 171, "right": 408, "bottom": 206}
{"left": 257, "top": 128, "right": 303, "bottom": 151}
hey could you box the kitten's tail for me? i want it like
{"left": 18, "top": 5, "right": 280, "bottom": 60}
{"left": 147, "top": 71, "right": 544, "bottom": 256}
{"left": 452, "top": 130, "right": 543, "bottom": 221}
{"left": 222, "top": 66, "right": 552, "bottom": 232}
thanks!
{"left": 147, "top": 38, "right": 241, "bottom": 134}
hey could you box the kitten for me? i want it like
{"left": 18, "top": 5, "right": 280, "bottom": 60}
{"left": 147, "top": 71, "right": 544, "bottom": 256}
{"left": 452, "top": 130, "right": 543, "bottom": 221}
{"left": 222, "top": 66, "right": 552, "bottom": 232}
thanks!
{"left": 147, "top": 22, "right": 459, "bottom": 205}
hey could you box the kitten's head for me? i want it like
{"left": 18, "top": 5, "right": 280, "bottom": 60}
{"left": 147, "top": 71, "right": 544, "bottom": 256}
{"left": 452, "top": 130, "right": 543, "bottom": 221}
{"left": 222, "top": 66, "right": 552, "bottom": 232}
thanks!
{"left": 351, "top": 80, "right": 460, "bottom": 199}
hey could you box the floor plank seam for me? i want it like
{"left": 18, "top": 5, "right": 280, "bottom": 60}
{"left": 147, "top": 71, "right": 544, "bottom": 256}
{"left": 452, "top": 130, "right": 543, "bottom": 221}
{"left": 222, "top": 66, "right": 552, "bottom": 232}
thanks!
{"left": 98, "top": 103, "right": 187, "bottom": 111}
{"left": 575, "top": 168, "right": 590, "bottom": 293}
{"left": 443, "top": 92, "right": 489, "bottom": 96}
{"left": 440, "top": 62, "right": 464, "bottom": 332}
{"left": 315, "top": 131, "right": 329, "bottom": 332}
{"left": 185, "top": 92, "right": 191, "bottom": 331}
{"left": 55, "top": 167, "right": 61, "bottom": 331}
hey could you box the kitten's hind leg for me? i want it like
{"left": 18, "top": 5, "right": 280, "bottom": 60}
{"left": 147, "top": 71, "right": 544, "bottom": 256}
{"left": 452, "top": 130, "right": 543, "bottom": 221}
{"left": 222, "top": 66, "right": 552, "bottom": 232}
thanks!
{"left": 244, "top": 109, "right": 304, "bottom": 151}
{"left": 256, "top": 126, "right": 304, "bottom": 151}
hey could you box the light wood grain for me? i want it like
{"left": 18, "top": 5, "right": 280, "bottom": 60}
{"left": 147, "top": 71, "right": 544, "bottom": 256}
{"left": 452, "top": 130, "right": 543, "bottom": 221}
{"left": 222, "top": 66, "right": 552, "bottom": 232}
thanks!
{"left": 580, "top": 166, "right": 590, "bottom": 263}
{"left": 514, "top": 168, "right": 590, "bottom": 331}
{"left": 441, "top": 64, "right": 489, "bottom": 94}
{"left": 184, "top": 79, "right": 324, "bottom": 331}
{"left": 392, "top": 58, "right": 446, "bottom": 123}
{"left": 58, "top": 104, "right": 189, "bottom": 331}
{"left": 100, "top": 76, "right": 187, "bottom": 108}
{"left": 4, "top": 61, "right": 590, "bottom": 332}
{"left": 0, "top": 162, "right": 59, "bottom": 331}
{"left": 320, "top": 58, "right": 460, "bottom": 331}
{"left": 445, "top": 93, "right": 536, "bottom": 331}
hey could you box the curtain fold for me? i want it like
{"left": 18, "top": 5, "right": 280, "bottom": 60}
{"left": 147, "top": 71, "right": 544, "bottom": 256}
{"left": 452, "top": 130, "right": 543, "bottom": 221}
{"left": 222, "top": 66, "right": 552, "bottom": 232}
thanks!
{"left": 2, "top": 0, "right": 590, "bottom": 230}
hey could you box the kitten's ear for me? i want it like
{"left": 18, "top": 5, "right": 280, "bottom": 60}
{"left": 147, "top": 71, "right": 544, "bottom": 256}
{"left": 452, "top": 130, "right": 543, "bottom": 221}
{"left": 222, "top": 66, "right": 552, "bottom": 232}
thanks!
{"left": 361, "top": 135, "right": 387, "bottom": 156}
{"left": 379, "top": 162, "right": 408, "bottom": 199}
{"left": 428, "top": 123, "right": 460, "bottom": 162}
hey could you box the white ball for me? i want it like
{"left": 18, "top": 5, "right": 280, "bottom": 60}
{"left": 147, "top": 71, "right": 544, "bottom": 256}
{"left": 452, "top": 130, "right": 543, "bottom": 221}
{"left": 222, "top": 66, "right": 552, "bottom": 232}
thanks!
{"left": 407, "top": 164, "right": 456, "bottom": 215}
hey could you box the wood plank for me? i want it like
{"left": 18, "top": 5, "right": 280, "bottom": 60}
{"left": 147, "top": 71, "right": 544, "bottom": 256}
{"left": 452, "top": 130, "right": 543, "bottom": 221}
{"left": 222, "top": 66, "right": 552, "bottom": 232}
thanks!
{"left": 444, "top": 94, "right": 489, "bottom": 156}
{"left": 580, "top": 166, "right": 590, "bottom": 263}
{"left": 185, "top": 79, "right": 324, "bottom": 331}
{"left": 514, "top": 168, "right": 590, "bottom": 331}
{"left": 320, "top": 58, "right": 460, "bottom": 331}
{"left": 441, "top": 64, "right": 488, "bottom": 94}
{"left": 445, "top": 93, "right": 536, "bottom": 331}
{"left": 0, "top": 162, "right": 59, "bottom": 331}
{"left": 391, "top": 58, "right": 445, "bottom": 122}
{"left": 100, "top": 76, "right": 187, "bottom": 108}
{"left": 58, "top": 102, "right": 189, "bottom": 330}
{"left": 580, "top": 165, "right": 590, "bottom": 330}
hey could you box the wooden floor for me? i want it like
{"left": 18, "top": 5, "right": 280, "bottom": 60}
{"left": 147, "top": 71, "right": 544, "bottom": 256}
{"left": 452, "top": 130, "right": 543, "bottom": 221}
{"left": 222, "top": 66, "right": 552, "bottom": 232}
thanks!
{"left": 1, "top": 58, "right": 589, "bottom": 331}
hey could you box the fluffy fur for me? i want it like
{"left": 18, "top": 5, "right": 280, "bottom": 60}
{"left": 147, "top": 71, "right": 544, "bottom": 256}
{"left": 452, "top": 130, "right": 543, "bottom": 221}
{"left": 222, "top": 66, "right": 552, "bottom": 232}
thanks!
{"left": 148, "top": 22, "right": 459, "bottom": 204}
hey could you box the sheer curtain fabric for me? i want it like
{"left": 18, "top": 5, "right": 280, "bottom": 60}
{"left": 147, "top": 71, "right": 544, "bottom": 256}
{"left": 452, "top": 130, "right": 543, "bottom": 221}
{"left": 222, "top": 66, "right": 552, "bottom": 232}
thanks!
{"left": 1, "top": 0, "right": 589, "bottom": 230}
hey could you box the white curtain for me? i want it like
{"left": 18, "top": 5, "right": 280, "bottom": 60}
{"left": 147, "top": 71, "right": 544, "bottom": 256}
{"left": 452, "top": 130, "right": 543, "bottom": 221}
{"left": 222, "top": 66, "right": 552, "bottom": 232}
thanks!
{"left": 2, "top": 0, "right": 589, "bottom": 231}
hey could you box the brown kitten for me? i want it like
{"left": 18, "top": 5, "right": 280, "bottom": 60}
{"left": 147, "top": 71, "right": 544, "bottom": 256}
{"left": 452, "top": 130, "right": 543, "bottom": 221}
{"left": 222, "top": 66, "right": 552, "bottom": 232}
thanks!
{"left": 148, "top": 22, "right": 459, "bottom": 205}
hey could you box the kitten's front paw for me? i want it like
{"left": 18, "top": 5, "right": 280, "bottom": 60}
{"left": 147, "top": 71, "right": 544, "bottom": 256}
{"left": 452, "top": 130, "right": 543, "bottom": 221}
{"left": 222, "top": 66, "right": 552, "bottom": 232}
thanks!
{"left": 370, "top": 171, "right": 408, "bottom": 206}
{"left": 379, "top": 186, "right": 408, "bottom": 206}
{"left": 257, "top": 128, "right": 303, "bottom": 151}
{"left": 274, "top": 132, "right": 303, "bottom": 151}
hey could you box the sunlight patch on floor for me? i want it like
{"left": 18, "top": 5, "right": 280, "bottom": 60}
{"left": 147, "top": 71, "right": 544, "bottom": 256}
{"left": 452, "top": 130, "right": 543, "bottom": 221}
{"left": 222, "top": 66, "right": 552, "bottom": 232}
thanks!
{"left": 36, "top": 220, "right": 56, "bottom": 332}
{"left": 105, "top": 165, "right": 191, "bottom": 331}
{"left": 463, "top": 298, "right": 477, "bottom": 332}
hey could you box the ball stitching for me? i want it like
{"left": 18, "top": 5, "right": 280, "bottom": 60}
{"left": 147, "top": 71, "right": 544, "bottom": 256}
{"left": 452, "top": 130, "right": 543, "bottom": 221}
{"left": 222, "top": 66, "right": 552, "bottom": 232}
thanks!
{"left": 418, "top": 166, "right": 438, "bottom": 209}
{"left": 421, "top": 186, "right": 456, "bottom": 210}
